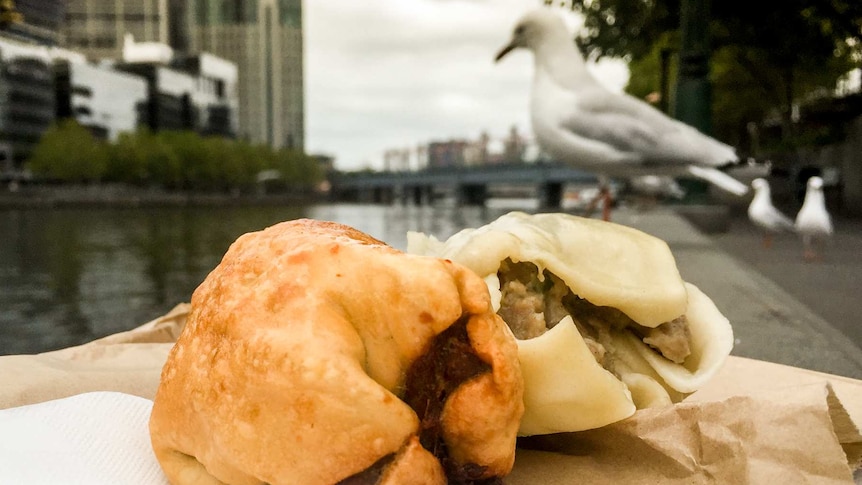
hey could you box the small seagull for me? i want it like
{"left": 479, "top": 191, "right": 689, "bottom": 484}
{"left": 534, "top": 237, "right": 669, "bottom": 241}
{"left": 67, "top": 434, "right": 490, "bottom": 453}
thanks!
{"left": 629, "top": 175, "right": 686, "bottom": 199}
{"left": 794, "top": 176, "right": 833, "bottom": 261}
{"left": 747, "top": 178, "right": 795, "bottom": 248}
{"left": 622, "top": 175, "right": 686, "bottom": 213}
{"left": 494, "top": 8, "right": 748, "bottom": 220}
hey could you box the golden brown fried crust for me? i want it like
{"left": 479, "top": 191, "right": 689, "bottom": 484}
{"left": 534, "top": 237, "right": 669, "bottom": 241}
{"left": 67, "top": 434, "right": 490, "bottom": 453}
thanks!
{"left": 149, "top": 219, "right": 523, "bottom": 485}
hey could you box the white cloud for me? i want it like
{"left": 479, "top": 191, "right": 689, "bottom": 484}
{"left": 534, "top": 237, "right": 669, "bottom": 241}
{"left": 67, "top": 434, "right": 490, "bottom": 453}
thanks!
{"left": 305, "top": 0, "right": 629, "bottom": 171}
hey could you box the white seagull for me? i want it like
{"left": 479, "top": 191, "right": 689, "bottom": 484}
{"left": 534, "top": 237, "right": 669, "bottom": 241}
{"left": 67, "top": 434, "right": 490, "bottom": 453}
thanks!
{"left": 624, "top": 175, "right": 686, "bottom": 213}
{"left": 494, "top": 8, "right": 748, "bottom": 219}
{"left": 747, "top": 178, "right": 795, "bottom": 248}
{"left": 629, "top": 175, "right": 687, "bottom": 200}
{"left": 794, "top": 176, "right": 833, "bottom": 261}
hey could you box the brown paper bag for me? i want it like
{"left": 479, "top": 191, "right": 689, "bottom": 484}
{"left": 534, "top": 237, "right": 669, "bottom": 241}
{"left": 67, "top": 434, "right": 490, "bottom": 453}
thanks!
{"left": 1, "top": 304, "right": 859, "bottom": 483}
{"left": 511, "top": 383, "right": 858, "bottom": 484}
{"left": 0, "top": 304, "right": 188, "bottom": 410}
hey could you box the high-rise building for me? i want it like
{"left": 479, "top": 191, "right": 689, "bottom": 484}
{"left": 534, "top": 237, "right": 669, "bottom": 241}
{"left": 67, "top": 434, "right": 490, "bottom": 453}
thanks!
{"left": 428, "top": 140, "right": 469, "bottom": 169}
{"left": 58, "top": 0, "right": 304, "bottom": 151}
{"left": 60, "top": 0, "right": 170, "bottom": 60}
{"left": 1, "top": 0, "right": 66, "bottom": 45}
{"left": 181, "top": 0, "right": 304, "bottom": 150}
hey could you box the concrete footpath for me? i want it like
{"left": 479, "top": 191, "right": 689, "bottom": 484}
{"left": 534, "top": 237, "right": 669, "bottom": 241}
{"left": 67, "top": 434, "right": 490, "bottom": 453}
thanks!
{"left": 609, "top": 208, "right": 862, "bottom": 380}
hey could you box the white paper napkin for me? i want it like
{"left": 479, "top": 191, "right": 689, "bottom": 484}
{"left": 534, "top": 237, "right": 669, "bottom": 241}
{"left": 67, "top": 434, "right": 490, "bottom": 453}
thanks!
{"left": 0, "top": 391, "right": 169, "bottom": 485}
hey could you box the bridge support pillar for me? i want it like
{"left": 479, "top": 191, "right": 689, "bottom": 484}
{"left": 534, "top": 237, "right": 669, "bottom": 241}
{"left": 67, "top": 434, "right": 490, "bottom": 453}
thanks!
{"left": 457, "top": 184, "right": 487, "bottom": 206}
{"left": 397, "top": 186, "right": 409, "bottom": 205}
{"left": 408, "top": 185, "right": 432, "bottom": 205}
{"left": 373, "top": 187, "right": 395, "bottom": 204}
{"left": 538, "top": 182, "right": 564, "bottom": 209}
{"left": 358, "top": 189, "right": 373, "bottom": 203}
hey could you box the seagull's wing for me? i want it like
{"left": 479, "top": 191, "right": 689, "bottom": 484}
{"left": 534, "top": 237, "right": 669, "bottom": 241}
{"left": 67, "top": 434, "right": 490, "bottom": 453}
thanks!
{"left": 569, "top": 89, "right": 738, "bottom": 167}
{"left": 686, "top": 166, "right": 749, "bottom": 196}
{"left": 750, "top": 199, "right": 795, "bottom": 232}
{"left": 770, "top": 206, "right": 796, "bottom": 231}
{"left": 559, "top": 90, "right": 663, "bottom": 159}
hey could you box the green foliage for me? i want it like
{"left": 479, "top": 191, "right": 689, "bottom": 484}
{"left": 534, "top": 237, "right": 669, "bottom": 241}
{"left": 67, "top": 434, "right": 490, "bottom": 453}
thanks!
{"left": 568, "top": 0, "right": 861, "bottom": 63}
{"left": 108, "top": 129, "right": 183, "bottom": 188}
{"left": 156, "top": 131, "right": 216, "bottom": 190}
{"left": 563, "top": 0, "right": 862, "bottom": 147}
{"left": 625, "top": 32, "right": 679, "bottom": 107}
{"left": 26, "top": 123, "right": 323, "bottom": 192}
{"left": 27, "top": 120, "right": 110, "bottom": 183}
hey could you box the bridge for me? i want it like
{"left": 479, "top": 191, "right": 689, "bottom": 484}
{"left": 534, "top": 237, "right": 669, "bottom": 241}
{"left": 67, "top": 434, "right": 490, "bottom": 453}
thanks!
{"left": 329, "top": 161, "right": 599, "bottom": 207}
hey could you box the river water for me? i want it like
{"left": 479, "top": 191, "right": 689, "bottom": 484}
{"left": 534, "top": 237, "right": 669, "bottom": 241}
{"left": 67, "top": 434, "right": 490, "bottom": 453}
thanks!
{"left": 0, "top": 202, "right": 533, "bottom": 355}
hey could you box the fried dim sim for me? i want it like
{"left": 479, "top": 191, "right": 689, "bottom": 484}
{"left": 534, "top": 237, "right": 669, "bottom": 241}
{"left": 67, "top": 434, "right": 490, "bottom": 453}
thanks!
{"left": 408, "top": 211, "right": 733, "bottom": 436}
{"left": 149, "top": 219, "right": 524, "bottom": 485}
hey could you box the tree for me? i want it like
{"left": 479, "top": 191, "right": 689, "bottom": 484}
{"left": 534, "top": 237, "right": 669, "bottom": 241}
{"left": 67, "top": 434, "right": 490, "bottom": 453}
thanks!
{"left": 27, "top": 124, "right": 324, "bottom": 193}
{"left": 559, "top": 0, "right": 862, "bottom": 148}
{"left": 156, "top": 131, "right": 216, "bottom": 190}
{"left": 27, "top": 120, "right": 110, "bottom": 183}
{"left": 109, "top": 129, "right": 183, "bottom": 188}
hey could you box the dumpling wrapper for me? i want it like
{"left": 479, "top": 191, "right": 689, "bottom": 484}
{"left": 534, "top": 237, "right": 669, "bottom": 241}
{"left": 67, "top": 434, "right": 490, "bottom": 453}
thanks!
{"left": 408, "top": 211, "right": 688, "bottom": 327}
{"left": 408, "top": 211, "right": 733, "bottom": 435}
{"left": 516, "top": 315, "right": 636, "bottom": 435}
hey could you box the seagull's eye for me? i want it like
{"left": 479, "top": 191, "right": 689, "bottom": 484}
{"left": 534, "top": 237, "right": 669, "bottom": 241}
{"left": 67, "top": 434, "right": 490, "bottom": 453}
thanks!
{"left": 515, "top": 26, "right": 525, "bottom": 35}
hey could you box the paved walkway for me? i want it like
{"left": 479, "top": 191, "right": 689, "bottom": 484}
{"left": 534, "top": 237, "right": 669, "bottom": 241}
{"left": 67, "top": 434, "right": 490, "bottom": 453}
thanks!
{"left": 712, "top": 213, "right": 862, "bottom": 355}
{"left": 609, "top": 208, "right": 862, "bottom": 380}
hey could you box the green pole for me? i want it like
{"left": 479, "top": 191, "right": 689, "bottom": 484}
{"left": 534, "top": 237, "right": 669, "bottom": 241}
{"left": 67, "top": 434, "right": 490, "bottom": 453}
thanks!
{"left": 674, "top": 0, "right": 712, "bottom": 198}
{"left": 673, "top": 0, "right": 712, "bottom": 134}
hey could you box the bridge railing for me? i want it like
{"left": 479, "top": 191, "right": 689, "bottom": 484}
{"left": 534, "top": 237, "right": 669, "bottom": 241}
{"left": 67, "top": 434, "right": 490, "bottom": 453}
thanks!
{"left": 328, "top": 161, "right": 599, "bottom": 207}
{"left": 330, "top": 161, "right": 598, "bottom": 189}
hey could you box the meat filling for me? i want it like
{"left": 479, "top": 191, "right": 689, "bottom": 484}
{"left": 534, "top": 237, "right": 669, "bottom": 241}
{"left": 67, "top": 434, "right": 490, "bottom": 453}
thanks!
{"left": 403, "top": 315, "right": 502, "bottom": 485}
{"left": 497, "top": 259, "right": 691, "bottom": 366}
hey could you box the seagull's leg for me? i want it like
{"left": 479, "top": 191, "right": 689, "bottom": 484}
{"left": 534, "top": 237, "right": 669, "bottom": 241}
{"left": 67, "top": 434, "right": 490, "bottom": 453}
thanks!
{"left": 812, "top": 237, "right": 825, "bottom": 262}
{"left": 583, "top": 176, "right": 613, "bottom": 220}
{"left": 762, "top": 234, "right": 772, "bottom": 249}
{"left": 600, "top": 186, "right": 613, "bottom": 221}
{"left": 802, "top": 235, "right": 816, "bottom": 262}
{"left": 582, "top": 191, "right": 602, "bottom": 219}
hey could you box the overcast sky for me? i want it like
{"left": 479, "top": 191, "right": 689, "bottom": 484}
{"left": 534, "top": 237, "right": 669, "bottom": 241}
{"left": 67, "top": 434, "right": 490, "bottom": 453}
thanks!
{"left": 304, "top": 0, "right": 629, "bottom": 171}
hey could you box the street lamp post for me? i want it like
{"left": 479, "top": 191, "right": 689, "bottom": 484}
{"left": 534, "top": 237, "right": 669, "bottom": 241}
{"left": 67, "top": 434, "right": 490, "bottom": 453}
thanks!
{"left": 673, "top": 0, "right": 713, "bottom": 135}
{"left": 673, "top": 0, "right": 714, "bottom": 198}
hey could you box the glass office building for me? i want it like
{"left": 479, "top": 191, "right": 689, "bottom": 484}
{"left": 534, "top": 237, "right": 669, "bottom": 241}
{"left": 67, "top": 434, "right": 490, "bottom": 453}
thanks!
{"left": 2, "top": 0, "right": 66, "bottom": 45}
{"left": 60, "top": 0, "right": 169, "bottom": 60}
{"left": 177, "top": 0, "right": 303, "bottom": 150}
{"left": 59, "top": 0, "right": 304, "bottom": 151}
{"left": 0, "top": 38, "right": 55, "bottom": 171}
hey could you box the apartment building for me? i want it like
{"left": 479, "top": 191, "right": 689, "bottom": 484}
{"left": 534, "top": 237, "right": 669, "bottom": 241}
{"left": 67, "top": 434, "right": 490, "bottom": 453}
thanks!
{"left": 114, "top": 58, "right": 238, "bottom": 136}
{"left": 55, "top": 59, "right": 148, "bottom": 141}
{"left": 427, "top": 140, "right": 469, "bottom": 169}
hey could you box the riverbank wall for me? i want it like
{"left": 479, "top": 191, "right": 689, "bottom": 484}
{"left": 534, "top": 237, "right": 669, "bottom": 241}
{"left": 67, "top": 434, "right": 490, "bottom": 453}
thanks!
{"left": 0, "top": 184, "right": 325, "bottom": 209}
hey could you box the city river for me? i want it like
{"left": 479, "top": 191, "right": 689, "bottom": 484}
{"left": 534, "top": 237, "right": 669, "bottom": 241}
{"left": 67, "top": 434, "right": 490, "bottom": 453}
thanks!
{"left": 0, "top": 202, "right": 530, "bottom": 355}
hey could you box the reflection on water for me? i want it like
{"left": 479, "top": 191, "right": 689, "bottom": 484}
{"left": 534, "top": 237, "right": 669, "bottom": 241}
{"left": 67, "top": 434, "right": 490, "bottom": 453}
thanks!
{"left": 0, "top": 202, "right": 523, "bottom": 355}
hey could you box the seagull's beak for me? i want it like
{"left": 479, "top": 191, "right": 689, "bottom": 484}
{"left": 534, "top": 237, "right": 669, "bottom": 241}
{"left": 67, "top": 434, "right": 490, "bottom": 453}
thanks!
{"left": 494, "top": 42, "right": 516, "bottom": 63}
